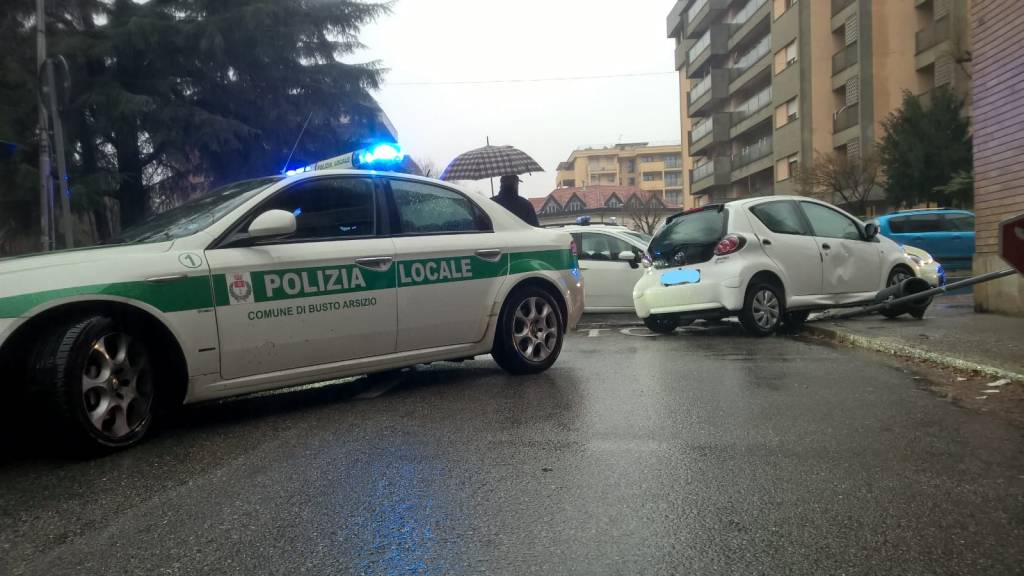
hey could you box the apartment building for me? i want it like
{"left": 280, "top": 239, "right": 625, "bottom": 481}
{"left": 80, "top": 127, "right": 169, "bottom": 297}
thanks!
{"left": 555, "top": 143, "right": 686, "bottom": 205}
{"left": 666, "top": 0, "right": 970, "bottom": 210}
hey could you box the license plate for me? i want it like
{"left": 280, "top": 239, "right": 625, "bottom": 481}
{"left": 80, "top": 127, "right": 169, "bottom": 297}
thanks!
{"left": 661, "top": 269, "right": 700, "bottom": 286}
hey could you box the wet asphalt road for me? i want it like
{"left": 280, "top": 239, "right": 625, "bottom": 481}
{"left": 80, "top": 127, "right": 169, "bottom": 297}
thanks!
{"left": 1, "top": 324, "right": 1023, "bottom": 575}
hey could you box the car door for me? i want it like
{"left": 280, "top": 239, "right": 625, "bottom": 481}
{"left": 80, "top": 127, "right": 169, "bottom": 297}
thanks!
{"left": 940, "top": 212, "right": 975, "bottom": 269}
{"left": 205, "top": 175, "right": 397, "bottom": 380}
{"left": 386, "top": 178, "right": 507, "bottom": 352}
{"left": 575, "top": 231, "right": 643, "bottom": 310}
{"left": 798, "top": 201, "right": 881, "bottom": 294}
{"left": 746, "top": 200, "right": 823, "bottom": 296}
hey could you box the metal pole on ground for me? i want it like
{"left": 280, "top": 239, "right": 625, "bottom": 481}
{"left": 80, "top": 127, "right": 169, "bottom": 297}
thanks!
{"left": 45, "top": 58, "right": 73, "bottom": 249}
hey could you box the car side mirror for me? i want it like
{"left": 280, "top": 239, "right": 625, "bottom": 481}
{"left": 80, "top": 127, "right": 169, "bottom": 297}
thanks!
{"left": 248, "top": 209, "right": 296, "bottom": 239}
{"left": 618, "top": 250, "right": 640, "bottom": 268}
{"left": 864, "top": 222, "right": 879, "bottom": 240}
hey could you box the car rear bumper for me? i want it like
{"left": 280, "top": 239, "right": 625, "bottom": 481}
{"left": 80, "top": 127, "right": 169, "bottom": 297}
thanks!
{"left": 632, "top": 267, "right": 745, "bottom": 319}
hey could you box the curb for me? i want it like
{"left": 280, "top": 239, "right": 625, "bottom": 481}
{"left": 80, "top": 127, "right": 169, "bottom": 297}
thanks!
{"left": 804, "top": 324, "right": 1024, "bottom": 382}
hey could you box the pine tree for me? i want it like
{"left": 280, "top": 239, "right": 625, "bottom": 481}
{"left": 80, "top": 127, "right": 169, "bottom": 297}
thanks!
{"left": 878, "top": 87, "right": 973, "bottom": 208}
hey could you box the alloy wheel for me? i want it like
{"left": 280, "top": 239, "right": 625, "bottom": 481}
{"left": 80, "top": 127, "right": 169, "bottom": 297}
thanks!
{"left": 512, "top": 297, "right": 559, "bottom": 362}
{"left": 751, "top": 289, "right": 781, "bottom": 331}
{"left": 81, "top": 332, "right": 154, "bottom": 440}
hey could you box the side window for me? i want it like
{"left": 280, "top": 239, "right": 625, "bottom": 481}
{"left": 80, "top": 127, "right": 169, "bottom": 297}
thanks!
{"left": 390, "top": 179, "right": 491, "bottom": 234}
{"left": 800, "top": 202, "right": 862, "bottom": 241}
{"left": 750, "top": 201, "right": 806, "bottom": 235}
{"left": 887, "top": 216, "right": 910, "bottom": 234}
{"left": 258, "top": 177, "right": 375, "bottom": 241}
{"left": 942, "top": 213, "right": 975, "bottom": 232}
{"left": 580, "top": 233, "right": 635, "bottom": 261}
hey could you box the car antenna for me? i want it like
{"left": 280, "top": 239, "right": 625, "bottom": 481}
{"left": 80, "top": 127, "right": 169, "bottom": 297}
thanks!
{"left": 280, "top": 111, "right": 314, "bottom": 175}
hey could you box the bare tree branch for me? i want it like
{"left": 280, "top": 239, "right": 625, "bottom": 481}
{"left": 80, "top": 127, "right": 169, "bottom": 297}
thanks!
{"left": 626, "top": 192, "right": 664, "bottom": 235}
{"left": 794, "top": 148, "right": 882, "bottom": 216}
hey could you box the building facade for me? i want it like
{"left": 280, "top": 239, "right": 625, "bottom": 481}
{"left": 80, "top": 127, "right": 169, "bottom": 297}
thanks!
{"left": 555, "top": 143, "right": 685, "bottom": 206}
{"left": 971, "top": 0, "right": 1024, "bottom": 315}
{"left": 530, "top": 186, "right": 682, "bottom": 233}
{"left": 667, "top": 0, "right": 970, "bottom": 211}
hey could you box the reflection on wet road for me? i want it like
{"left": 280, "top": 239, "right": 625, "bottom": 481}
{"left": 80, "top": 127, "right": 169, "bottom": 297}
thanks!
{"left": 1, "top": 326, "right": 1022, "bottom": 575}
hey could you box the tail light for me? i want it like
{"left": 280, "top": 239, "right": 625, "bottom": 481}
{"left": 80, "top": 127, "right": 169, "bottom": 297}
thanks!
{"left": 713, "top": 234, "right": 746, "bottom": 256}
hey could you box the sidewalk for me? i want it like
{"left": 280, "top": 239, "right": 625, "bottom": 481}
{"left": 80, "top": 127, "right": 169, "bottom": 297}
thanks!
{"left": 806, "top": 293, "right": 1024, "bottom": 381}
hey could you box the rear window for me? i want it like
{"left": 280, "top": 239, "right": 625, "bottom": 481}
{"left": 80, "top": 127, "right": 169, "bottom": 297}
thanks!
{"left": 649, "top": 208, "right": 728, "bottom": 267}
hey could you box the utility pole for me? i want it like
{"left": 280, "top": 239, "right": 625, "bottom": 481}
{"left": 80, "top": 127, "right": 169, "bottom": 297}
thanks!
{"left": 45, "top": 58, "right": 73, "bottom": 248}
{"left": 35, "top": 0, "right": 53, "bottom": 251}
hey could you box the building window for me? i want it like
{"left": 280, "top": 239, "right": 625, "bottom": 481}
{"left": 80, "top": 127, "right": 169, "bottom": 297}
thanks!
{"left": 626, "top": 160, "right": 635, "bottom": 172}
{"left": 606, "top": 196, "right": 624, "bottom": 209}
{"left": 772, "top": 0, "right": 797, "bottom": 19}
{"left": 666, "top": 191, "right": 682, "bottom": 205}
{"left": 628, "top": 176, "right": 636, "bottom": 186}
{"left": 775, "top": 97, "right": 799, "bottom": 128}
{"left": 540, "top": 201, "right": 561, "bottom": 215}
{"left": 775, "top": 154, "right": 799, "bottom": 181}
{"left": 665, "top": 172, "right": 682, "bottom": 187}
{"left": 642, "top": 172, "right": 663, "bottom": 182}
{"left": 774, "top": 40, "right": 798, "bottom": 74}
{"left": 560, "top": 179, "right": 575, "bottom": 188}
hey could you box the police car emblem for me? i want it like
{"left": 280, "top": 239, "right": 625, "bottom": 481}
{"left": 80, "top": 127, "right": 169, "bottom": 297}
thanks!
{"left": 228, "top": 272, "right": 253, "bottom": 305}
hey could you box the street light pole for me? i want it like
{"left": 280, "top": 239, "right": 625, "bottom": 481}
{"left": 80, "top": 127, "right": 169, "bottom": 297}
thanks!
{"left": 45, "top": 58, "right": 74, "bottom": 248}
{"left": 35, "top": 0, "right": 53, "bottom": 251}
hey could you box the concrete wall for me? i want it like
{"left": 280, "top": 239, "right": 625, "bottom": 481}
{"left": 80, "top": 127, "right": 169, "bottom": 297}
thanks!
{"left": 971, "top": 0, "right": 1024, "bottom": 315}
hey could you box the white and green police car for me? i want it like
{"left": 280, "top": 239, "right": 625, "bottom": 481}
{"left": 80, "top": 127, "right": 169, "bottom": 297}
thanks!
{"left": 0, "top": 156, "right": 582, "bottom": 452}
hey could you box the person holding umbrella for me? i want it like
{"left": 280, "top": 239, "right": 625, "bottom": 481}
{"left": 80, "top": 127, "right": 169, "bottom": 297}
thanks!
{"left": 493, "top": 175, "right": 539, "bottom": 226}
{"left": 441, "top": 142, "right": 543, "bottom": 227}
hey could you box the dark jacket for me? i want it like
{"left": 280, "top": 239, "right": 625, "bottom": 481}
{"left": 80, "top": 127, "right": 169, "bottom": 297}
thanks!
{"left": 493, "top": 193, "right": 540, "bottom": 227}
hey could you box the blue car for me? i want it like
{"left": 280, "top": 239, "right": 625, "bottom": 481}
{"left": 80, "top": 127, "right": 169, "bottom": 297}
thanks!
{"left": 873, "top": 209, "right": 975, "bottom": 271}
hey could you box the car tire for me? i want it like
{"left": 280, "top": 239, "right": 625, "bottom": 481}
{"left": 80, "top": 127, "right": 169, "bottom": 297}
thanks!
{"left": 739, "top": 281, "right": 784, "bottom": 337}
{"left": 781, "top": 310, "right": 810, "bottom": 333}
{"left": 491, "top": 287, "right": 565, "bottom": 375}
{"left": 32, "top": 316, "right": 158, "bottom": 453}
{"left": 643, "top": 315, "right": 681, "bottom": 334}
{"left": 880, "top": 266, "right": 920, "bottom": 319}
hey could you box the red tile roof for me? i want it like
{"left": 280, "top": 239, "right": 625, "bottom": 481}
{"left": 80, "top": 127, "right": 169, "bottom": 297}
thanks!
{"left": 530, "top": 185, "right": 682, "bottom": 212}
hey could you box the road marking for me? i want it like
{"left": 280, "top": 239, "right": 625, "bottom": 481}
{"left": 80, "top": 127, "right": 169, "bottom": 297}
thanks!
{"left": 620, "top": 327, "right": 657, "bottom": 337}
{"left": 586, "top": 329, "right": 610, "bottom": 338}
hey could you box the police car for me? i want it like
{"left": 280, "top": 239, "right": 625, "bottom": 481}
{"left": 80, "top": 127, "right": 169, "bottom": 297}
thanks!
{"left": 0, "top": 145, "right": 583, "bottom": 452}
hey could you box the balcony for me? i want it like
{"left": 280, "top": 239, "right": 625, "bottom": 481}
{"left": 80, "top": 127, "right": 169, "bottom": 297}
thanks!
{"left": 728, "top": 0, "right": 770, "bottom": 51}
{"left": 690, "top": 157, "right": 732, "bottom": 196}
{"left": 832, "top": 0, "right": 856, "bottom": 15}
{"left": 667, "top": 0, "right": 686, "bottom": 38}
{"left": 833, "top": 103, "right": 859, "bottom": 133}
{"left": 916, "top": 16, "right": 949, "bottom": 54}
{"left": 688, "top": 68, "right": 730, "bottom": 116}
{"left": 685, "top": 0, "right": 731, "bottom": 39}
{"left": 728, "top": 36, "right": 771, "bottom": 93}
{"left": 730, "top": 86, "right": 773, "bottom": 139}
{"left": 687, "top": 25, "right": 730, "bottom": 75}
{"left": 731, "top": 138, "right": 772, "bottom": 171}
{"left": 832, "top": 42, "right": 859, "bottom": 75}
{"left": 689, "top": 112, "right": 731, "bottom": 156}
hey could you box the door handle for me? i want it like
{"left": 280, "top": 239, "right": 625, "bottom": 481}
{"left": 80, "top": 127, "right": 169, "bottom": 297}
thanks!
{"left": 762, "top": 238, "right": 772, "bottom": 246}
{"left": 821, "top": 243, "right": 832, "bottom": 250}
{"left": 474, "top": 248, "right": 503, "bottom": 261}
{"left": 355, "top": 256, "right": 393, "bottom": 270}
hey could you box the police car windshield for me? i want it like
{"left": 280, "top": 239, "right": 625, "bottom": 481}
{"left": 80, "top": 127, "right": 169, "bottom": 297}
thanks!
{"left": 111, "top": 177, "right": 283, "bottom": 244}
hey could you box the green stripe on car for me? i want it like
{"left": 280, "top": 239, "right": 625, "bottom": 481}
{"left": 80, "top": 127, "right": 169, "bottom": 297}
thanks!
{"left": 0, "top": 250, "right": 575, "bottom": 317}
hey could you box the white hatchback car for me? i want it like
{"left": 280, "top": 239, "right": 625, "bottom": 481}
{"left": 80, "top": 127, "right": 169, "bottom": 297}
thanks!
{"left": 0, "top": 170, "right": 583, "bottom": 452}
{"left": 633, "top": 196, "right": 911, "bottom": 335}
{"left": 557, "top": 224, "right": 651, "bottom": 312}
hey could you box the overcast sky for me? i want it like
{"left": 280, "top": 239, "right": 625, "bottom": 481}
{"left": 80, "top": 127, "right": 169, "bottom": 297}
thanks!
{"left": 352, "top": 0, "right": 681, "bottom": 198}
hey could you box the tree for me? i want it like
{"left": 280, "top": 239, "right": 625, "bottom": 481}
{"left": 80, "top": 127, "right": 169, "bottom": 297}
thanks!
{"left": 878, "top": 87, "right": 972, "bottom": 208}
{"left": 627, "top": 193, "right": 664, "bottom": 235}
{"left": 794, "top": 148, "right": 882, "bottom": 216}
{"left": 1, "top": 0, "right": 392, "bottom": 241}
{"left": 934, "top": 169, "right": 973, "bottom": 208}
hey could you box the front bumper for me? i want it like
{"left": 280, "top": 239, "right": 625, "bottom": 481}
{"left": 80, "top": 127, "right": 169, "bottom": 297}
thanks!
{"left": 632, "top": 266, "right": 745, "bottom": 319}
{"left": 0, "top": 317, "right": 19, "bottom": 348}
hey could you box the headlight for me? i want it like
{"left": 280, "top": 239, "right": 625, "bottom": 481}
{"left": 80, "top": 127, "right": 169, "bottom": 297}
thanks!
{"left": 907, "top": 253, "right": 924, "bottom": 266}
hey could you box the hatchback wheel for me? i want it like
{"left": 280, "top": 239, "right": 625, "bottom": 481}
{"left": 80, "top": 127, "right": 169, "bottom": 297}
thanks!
{"left": 739, "top": 282, "right": 784, "bottom": 336}
{"left": 643, "top": 315, "right": 680, "bottom": 334}
{"left": 492, "top": 287, "right": 564, "bottom": 375}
